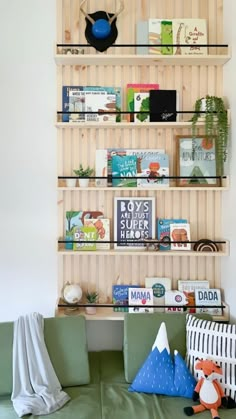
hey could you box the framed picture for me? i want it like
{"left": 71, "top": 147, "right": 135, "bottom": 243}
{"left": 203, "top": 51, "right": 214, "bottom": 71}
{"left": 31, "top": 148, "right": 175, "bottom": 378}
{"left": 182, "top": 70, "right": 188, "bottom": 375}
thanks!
{"left": 175, "top": 135, "right": 220, "bottom": 187}
{"left": 114, "top": 197, "right": 155, "bottom": 250}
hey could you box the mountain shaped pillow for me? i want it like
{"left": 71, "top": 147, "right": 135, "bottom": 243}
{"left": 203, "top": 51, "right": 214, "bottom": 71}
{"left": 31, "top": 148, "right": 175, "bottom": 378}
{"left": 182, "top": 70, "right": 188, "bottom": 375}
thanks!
{"left": 128, "top": 322, "right": 196, "bottom": 398}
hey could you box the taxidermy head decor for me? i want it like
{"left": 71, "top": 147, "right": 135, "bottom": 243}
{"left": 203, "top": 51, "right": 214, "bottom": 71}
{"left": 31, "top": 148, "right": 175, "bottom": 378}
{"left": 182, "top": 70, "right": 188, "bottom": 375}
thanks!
{"left": 80, "top": 0, "right": 124, "bottom": 52}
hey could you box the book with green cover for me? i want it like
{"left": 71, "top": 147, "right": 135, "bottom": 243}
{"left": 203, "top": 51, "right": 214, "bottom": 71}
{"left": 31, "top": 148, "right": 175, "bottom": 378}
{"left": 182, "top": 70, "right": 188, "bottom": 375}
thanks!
{"left": 73, "top": 225, "right": 97, "bottom": 251}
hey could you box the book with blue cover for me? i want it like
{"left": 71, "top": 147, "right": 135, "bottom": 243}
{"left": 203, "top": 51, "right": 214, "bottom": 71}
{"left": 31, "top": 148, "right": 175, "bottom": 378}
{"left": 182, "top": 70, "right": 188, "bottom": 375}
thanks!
{"left": 112, "top": 284, "right": 139, "bottom": 312}
{"left": 130, "top": 151, "right": 169, "bottom": 187}
{"left": 111, "top": 154, "right": 137, "bottom": 187}
{"left": 157, "top": 218, "right": 187, "bottom": 251}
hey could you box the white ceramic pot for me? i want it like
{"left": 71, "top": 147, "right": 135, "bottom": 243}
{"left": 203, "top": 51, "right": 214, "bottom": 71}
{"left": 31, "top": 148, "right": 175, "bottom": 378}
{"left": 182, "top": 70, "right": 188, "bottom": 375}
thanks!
{"left": 66, "top": 178, "right": 77, "bottom": 187}
{"left": 79, "top": 178, "right": 89, "bottom": 187}
{"left": 85, "top": 306, "right": 97, "bottom": 315}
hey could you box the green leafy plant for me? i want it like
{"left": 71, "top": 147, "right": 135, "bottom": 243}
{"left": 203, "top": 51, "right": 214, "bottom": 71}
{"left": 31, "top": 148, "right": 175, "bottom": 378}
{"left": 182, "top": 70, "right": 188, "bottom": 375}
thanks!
{"left": 73, "top": 164, "right": 94, "bottom": 177}
{"left": 191, "top": 95, "right": 229, "bottom": 176}
{"left": 85, "top": 291, "right": 99, "bottom": 304}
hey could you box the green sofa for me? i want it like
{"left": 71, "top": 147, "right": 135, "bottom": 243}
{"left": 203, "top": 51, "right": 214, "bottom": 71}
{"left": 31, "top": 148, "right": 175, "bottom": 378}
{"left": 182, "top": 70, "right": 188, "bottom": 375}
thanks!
{"left": 0, "top": 313, "right": 234, "bottom": 419}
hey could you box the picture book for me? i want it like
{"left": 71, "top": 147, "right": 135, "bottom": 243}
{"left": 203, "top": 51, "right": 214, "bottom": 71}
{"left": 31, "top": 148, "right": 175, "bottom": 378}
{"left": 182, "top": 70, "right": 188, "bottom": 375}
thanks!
{"left": 107, "top": 148, "right": 127, "bottom": 186}
{"left": 62, "top": 86, "right": 122, "bottom": 123}
{"left": 65, "top": 210, "right": 104, "bottom": 249}
{"left": 134, "top": 92, "right": 150, "bottom": 123}
{"left": 136, "top": 152, "right": 169, "bottom": 187}
{"left": 178, "top": 280, "right": 210, "bottom": 313}
{"left": 111, "top": 154, "right": 137, "bottom": 187}
{"left": 126, "top": 83, "right": 159, "bottom": 122}
{"left": 172, "top": 19, "right": 208, "bottom": 55}
{"left": 114, "top": 197, "right": 155, "bottom": 250}
{"left": 95, "top": 149, "right": 108, "bottom": 187}
{"left": 164, "top": 290, "right": 188, "bottom": 313}
{"left": 112, "top": 284, "right": 139, "bottom": 312}
{"left": 148, "top": 19, "right": 162, "bottom": 55}
{"left": 145, "top": 277, "right": 171, "bottom": 312}
{"left": 161, "top": 21, "right": 173, "bottom": 55}
{"left": 157, "top": 218, "right": 187, "bottom": 251}
{"left": 128, "top": 287, "right": 154, "bottom": 313}
{"left": 195, "top": 288, "right": 222, "bottom": 315}
{"left": 150, "top": 90, "right": 177, "bottom": 122}
{"left": 84, "top": 218, "right": 110, "bottom": 250}
{"left": 170, "top": 222, "right": 191, "bottom": 251}
{"left": 73, "top": 225, "right": 97, "bottom": 251}
{"left": 136, "top": 21, "right": 149, "bottom": 55}
{"left": 84, "top": 91, "right": 116, "bottom": 123}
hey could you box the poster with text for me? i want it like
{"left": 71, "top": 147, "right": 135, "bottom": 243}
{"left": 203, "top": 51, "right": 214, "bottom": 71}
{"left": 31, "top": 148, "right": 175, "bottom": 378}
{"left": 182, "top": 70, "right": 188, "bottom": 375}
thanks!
{"left": 114, "top": 197, "right": 155, "bottom": 250}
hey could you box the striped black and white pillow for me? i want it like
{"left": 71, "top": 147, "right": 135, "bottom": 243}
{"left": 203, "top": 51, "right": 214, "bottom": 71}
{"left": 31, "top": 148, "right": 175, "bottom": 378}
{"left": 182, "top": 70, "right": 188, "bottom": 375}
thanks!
{"left": 186, "top": 314, "right": 236, "bottom": 401}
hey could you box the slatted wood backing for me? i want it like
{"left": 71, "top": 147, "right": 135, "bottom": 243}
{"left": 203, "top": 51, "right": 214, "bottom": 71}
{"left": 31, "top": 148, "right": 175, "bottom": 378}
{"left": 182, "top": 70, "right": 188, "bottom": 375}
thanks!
{"left": 56, "top": 0, "right": 226, "bottom": 302}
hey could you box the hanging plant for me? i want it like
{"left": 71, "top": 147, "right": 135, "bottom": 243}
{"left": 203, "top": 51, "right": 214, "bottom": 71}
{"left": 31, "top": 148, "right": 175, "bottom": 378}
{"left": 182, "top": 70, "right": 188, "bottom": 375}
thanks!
{"left": 191, "top": 95, "right": 229, "bottom": 176}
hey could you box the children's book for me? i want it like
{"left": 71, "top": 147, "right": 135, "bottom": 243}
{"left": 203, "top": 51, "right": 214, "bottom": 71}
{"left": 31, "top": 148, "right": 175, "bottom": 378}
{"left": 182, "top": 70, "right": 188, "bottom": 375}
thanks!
{"left": 73, "top": 225, "right": 97, "bottom": 251}
{"left": 195, "top": 288, "right": 222, "bottom": 315}
{"left": 111, "top": 154, "right": 137, "bottom": 187}
{"left": 145, "top": 277, "right": 171, "bottom": 312}
{"left": 172, "top": 19, "right": 208, "bottom": 55}
{"left": 164, "top": 290, "right": 188, "bottom": 313}
{"left": 136, "top": 153, "right": 169, "bottom": 187}
{"left": 128, "top": 287, "right": 154, "bottom": 313}
{"left": 134, "top": 92, "right": 150, "bottom": 123}
{"left": 65, "top": 211, "right": 104, "bottom": 249}
{"left": 161, "top": 21, "right": 173, "bottom": 55}
{"left": 178, "top": 280, "right": 210, "bottom": 313}
{"left": 95, "top": 149, "right": 108, "bottom": 187}
{"left": 112, "top": 285, "right": 139, "bottom": 312}
{"left": 126, "top": 83, "right": 159, "bottom": 122}
{"left": 84, "top": 91, "right": 116, "bottom": 123}
{"left": 136, "top": 21, "right": 149, "bottom": 55}
{"left": 148, "top": 19, "right": 162, "bottom": 55}
{"left": 62, "top": 86, "right": 122, "bottom": 123}
{"left": 150, "top": 90, "right": 177, "bottom": 122}
{"left": 84, "top": 218, "right": 110, "bottom": 250}
{"left": 157, "top": 218, "right": 187, "bottom": 251}
{"left": 170, "top": 222, "right": 191, "bottom": 251}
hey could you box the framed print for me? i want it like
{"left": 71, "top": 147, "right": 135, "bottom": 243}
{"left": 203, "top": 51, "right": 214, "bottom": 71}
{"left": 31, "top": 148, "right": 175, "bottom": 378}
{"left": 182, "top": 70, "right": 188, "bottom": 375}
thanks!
{"left": 114, "top": 197, "right": 155, "bottom": 250}
{"left": 176, "top": 135, "right": 220, "bottom": 187}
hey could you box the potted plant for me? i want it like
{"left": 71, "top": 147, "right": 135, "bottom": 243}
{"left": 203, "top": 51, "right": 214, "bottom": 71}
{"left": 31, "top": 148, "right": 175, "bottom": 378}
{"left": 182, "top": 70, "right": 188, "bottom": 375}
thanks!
{"left": 191, "top": 95, "right": 229, "bottom": 177}
{"left": 85, "top": 291, "right": 99, "bottom": 315}
{"left": 73, "top": 164, "right": 94, "bottom": 187}
{"left": 65, "top": 176, "right": 77, "bottom": 188}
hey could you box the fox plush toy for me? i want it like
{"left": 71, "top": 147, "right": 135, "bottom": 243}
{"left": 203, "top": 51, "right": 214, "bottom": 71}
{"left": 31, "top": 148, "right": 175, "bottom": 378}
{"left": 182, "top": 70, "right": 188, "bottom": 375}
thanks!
{"left": 184, "top": 358, "right": 236, "bottom": 419}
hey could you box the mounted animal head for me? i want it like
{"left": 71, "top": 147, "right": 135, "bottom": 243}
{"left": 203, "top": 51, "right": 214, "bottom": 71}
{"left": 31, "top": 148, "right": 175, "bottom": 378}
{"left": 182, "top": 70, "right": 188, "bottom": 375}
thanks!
{"left": 80, "top": 0, "right": 125, "bottom": 52}
{"left": 195, "top": 358, "right": 223, "bottom": 381}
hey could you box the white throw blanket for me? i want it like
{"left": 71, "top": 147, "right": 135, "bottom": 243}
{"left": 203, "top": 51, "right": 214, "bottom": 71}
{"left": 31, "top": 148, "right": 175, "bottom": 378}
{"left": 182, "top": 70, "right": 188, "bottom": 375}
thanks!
{"left": 11, "top": 313, "right": 70, "bottom": 417}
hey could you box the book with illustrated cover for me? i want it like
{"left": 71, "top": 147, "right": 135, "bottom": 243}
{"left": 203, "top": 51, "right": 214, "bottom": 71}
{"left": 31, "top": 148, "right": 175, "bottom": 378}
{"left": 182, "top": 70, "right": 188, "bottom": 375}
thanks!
{"left": 62, "top": 86, "right": 122, "bottom": 123}
{"left": 84, "top": 218, "right": 110, "bottom": 250}
{"left": 157, "top": 218, "right": 187, "bottom": 251}
{"left": 73, "top": 225, "right": 97, "bottom": 251}
{"left": 128, "top": 287, "right": 154, "bottom": 313}
{"left": 178, "top": 280, "right": 210, "bottom": 313}
{"left": 195, "top": 288, "right": 222, "bottom": 315}
{"left": 126, "top": 83, "right": 159, "bottom": 122}
{"left": 134, "top": 92, "right": 150, "bottom": 123}
{"left": 172, "top": 19, "right": 208, "bottom": 55}
{"left": 170, "top": 222, "right": 191, "bottom": 251}
{"left": 112, "top": 284, "right": 139, "bottom": 312}
{"left": 65, "top": 211, "right": 104, "bottom": 249}
{"left": 136, "top": 153, "right": 169, "bottom": 187}
{"left": 95, "top": 149, "right": 108, "bottom": 187}
{"left": 148, "top": 19, "right": 162, "bottom": 55}
{"left": 145, "top": 277, "right": 171, "bottom": 312}
{"left": 111, "top": 154, "right": 137, "bottom": 187}
{"left": 85, "top": 91, "right": 116, "bottom": 123}
{"left": 164, "top": 290, "right": 188, "bottom": 313}
{"left": 161, "top": 21, "right": 173, "bottom": 55}
{"left": 150, "top": 90, "right": 177, "bottom": 122}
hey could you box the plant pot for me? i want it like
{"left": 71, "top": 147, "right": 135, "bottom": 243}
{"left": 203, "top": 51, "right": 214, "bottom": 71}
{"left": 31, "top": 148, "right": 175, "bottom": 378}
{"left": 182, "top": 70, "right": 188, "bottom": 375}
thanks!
{"left": 79, "top": 178, "right": 89, "bottom": 187}
{"left": 85, "top": 306, "right": 97, "bottom": 315}
{"left": 66, "top": 178, "right": 77, "bottom": 187}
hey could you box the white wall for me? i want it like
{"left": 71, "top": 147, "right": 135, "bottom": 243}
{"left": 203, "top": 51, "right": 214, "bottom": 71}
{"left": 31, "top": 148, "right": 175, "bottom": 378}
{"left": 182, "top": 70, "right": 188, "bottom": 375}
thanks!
{"left": 0, "top": 1, "right": 235, "bottom": 336}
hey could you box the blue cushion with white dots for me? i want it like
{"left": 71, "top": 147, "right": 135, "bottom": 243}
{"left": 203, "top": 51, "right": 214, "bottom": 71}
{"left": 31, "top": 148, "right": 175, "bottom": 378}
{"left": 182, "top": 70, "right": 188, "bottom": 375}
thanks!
{"left": 128, "top": 322, "right": 196, "bottom": 397}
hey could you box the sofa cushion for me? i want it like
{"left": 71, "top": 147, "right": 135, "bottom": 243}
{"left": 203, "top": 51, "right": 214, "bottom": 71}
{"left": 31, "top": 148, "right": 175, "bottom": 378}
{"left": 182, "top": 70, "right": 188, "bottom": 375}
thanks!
{"left": 123, "top": 313, "right": 188, "bottom": 383}
{"left": 0, "top": 316, "right": 90, "bottom": 396}
{"left": 186, "top": 314, "right": 236, "bottom": 401}
{"left": 128, "top": 322, "right": 196, "bottom": 397}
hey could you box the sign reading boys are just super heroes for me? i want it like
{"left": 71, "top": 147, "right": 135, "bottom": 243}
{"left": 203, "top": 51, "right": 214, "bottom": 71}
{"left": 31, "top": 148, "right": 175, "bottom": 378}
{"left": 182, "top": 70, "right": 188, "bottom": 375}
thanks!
{"left": 114, "top": 197, "right": 155, "bottom": 250}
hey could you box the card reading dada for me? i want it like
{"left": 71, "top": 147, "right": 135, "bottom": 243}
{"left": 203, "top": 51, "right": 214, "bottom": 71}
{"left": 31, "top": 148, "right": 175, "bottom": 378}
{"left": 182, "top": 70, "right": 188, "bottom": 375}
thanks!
{"left": 114, "top": 197, "right": 155, "bottom": 250}
{"left": 175, "top": 135, "right": 219, "bottom": 187}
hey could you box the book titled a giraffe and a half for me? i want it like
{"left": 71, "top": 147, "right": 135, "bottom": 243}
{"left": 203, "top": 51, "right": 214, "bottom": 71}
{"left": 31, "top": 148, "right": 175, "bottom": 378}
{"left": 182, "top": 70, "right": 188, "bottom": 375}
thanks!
{"left": 136, "top": 18, "right": 208, "bottom": 56}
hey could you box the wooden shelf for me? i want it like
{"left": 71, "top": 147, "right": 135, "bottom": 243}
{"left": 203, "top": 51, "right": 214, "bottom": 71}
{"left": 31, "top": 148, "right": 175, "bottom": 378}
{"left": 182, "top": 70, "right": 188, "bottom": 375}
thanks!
{"left": 56, "top": 304, "right": 229, "bottom": 323}
{"left": 57, "top": 183, "right": 230, "bottom": 192}
{"left": 57, "top": 242, "right": 230, "bottom": 257}
{"left": 55, "top": 121, "right": 203, "bottom": 129}
{"left": 54, "top": 53, "right": 231, "bottom": 67}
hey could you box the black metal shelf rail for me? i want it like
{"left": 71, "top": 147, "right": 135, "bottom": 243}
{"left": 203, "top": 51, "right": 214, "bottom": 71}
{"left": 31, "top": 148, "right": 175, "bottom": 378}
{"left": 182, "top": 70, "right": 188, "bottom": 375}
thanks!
{"left": 58, "top": 175, "right": 226, "bottom": 180}
{"left": 57, "top": 43, "right": 228, "bottom": 48}
{"left": 58, "top": 302, "right": 226, "bottom": 309}
{"left": 58, "top": 239, "right": 226, "bottom": 245}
